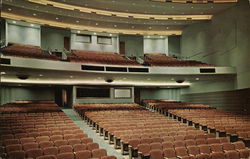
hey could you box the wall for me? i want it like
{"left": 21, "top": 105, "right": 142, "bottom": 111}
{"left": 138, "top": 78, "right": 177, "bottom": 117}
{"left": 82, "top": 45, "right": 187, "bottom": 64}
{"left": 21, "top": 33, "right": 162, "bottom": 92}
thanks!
{"left": 73, "top": 86, "right": 134, "bottom": 104}
{"left": 144, "top": 37, "right": 168, "bottom": 55}
{"left": 41, "top": 27, "right": 71, "bottom": 52}
{"left": 0, "top": 86, "right": 55, "bottom": 105}
{"left": 119, "top": 35, "right": 144, "bottom": 57}
{"left": 140, "top": 88, "right": 181, "bottom": 101}
{"left": 181, "top": 88, "right": 250, "bottom": 113}
{"left": 181, "top": 1, "right": 250, "bottom": 90}
{"left": 168, "top": 35, "right": 181, "bottom": 58}
{"left": 71, "top": 33, "right": 119, "bottom": 53}
{"left": 6, "top": 21, "right": 41, "bottom": 46}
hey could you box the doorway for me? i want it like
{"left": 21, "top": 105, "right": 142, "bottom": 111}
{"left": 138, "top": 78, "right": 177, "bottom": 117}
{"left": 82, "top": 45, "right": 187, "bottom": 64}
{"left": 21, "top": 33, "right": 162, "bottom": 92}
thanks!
{"left": 119, "top": 41, "right": 125, "bottom": 55}
{"left": 64, "top": 37, "right": 70, "bottom": 51}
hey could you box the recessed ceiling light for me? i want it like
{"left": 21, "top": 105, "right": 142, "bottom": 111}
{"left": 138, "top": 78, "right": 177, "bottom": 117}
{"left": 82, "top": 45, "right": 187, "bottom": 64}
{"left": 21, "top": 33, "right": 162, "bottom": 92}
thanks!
{"left": 191, "top": 6, "right": 194, "bottom": 8}
{"left": 114, "top": 24, "right": 117, "bottom": 27}
{"left": 70, "top": 76, "right": 73, "bottom": 78}
{"left": 196, "top": 78, "right": 200, "bottom": 80}
{"left": 148, "top": 26, "right": 152, "bottom": 30}
{"left": 30, "top": 24, "right": 34, "bottom": 27}
{"left": 94, "top": 32, "right": 97, "bottom": 35}
{"left": 8, "top": 8, "right": 12, "bottom": 11}
{"left": 95, "top": 23, "right": 98, "bottom": 25}
{"left": 211, "top": 6, "right": 214, "bottom": 8}
{"left": 147, "top": 36, "right": 150, "bottom": 38}
{"left": 33, "top": 13, "right": 36, "bottom": 16}
{"left": 166, "top": 26, "right": 169, "bottom": 29}
{"left": 109, "top": 34, "right": 112, "bottom": 36}
{"left": 56, "top": 17, "right": 59, "bottom": 20}
{"left": 131, "top": 26, "right": 135, "bottom": 28}
{"left": 160, "top": 36, "right": 163, "bottom": 38}
{"left": 77, "top": 30, "right": 80, "bottom": 33}
{"left": 76, "top": 20, "right": 79, "bottom": 23}
{"left": 147, "top": 78, "right": 151, "bottom": 80}
{"left": 0, "top": 72, "right": 6, "bottom": 75}
{"left": 13, "top": 21, "right": 16, "bottom": 24}
{"left": 39, "top": 74, "right": 43, "bottom": 77}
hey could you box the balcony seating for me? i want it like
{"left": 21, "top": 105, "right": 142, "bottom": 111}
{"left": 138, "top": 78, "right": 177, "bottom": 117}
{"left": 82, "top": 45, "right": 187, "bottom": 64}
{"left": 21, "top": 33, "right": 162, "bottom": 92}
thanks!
{"left": 1, "top": 43, "right": 59, "bottom": 60}
{"left": 68, "top": 50, "right": 140, "bottom": 66}
{"left": 143, "top": 53, "right": 213, "bottom": 67}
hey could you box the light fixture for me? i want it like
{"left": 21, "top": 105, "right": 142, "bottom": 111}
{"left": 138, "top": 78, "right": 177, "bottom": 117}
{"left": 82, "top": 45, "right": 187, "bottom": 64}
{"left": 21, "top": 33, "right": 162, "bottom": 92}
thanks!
{"left": 12, "top": 21, "right": 16, "bottom": 24}
{"left": 147, "top": 36, "right": 150, "bottom": 38}
{"left": 171, "top": 6, "right": 174, "bottom": 8}
{"left": 70, "top": 76, "right": 74, "bottom": 78}
{"left": 109, "top": 34, "right": 112, "bottom": 36}
{"left": 39, "top": 74, "right": 43, "bottom": 77}
{"left": 131, "top": 26, "right": 135, "bottom": 28}
{"left": 171, "top": 78, "right": 174, "bottom": 81}
{"left": 0, "top": 72, "right": 6, "bottom": 75}
{"left": 166, "top": 26, "right": 169, "bottom": 29}
{"left": 94, "top": 32, "right": 97, "bottom": 35}
{"left": 77, "top": 30, "right": 80, "bottom": 33}
{"left": 95, "top": 23, "right": 98, "bottom": 25}
{"left": 114, "top": 24, "right": 117, "bottom": 27}
{"left": 196, "top": 78, "right": 200, "bottom": 80}
{"left": 30, "top": 24, "right": 34, "bottom": 27}
{"left": 147, "top": 78, "right": 151, "bottom": 80}
{"left": 160, "top": 36, "right": 163, "bottom": 38}
{"left": 33, "top": 13, "right": 36, "bottom": 16}
{"left": 76, "top": 20, "right": 79, "bottom": 23}
{"left": 148, "top": 27, "right": 152, "bottom": 30}
{"left": 56, "top": 17, "right": 59, "bottom": 20}
{"left": 8, "top": 8, "right": 12, "bottom": 11}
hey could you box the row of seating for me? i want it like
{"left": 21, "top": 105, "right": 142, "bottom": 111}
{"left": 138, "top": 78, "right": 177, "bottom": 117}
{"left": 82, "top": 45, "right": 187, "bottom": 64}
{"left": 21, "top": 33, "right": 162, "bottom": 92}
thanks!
{"left": 73, "top": 103, "right": 250, "bottom": 159}
{"left": 74, "top": 103, "right": 144, "bottom": 116}
{"left": 1, "top": 43, "right": 59, "bottom": 60}
{"left": 68, "top": 50, "right": 140, "bottom": 66}
{"left": 143, "top": 53, "right": 213, "bottom": 67}
{"left": 0, "top": 102, "right": 61, "bottom": 113}
{"left": 143, "top": 100, "right": 212, "bottom": 112}
{"left": 0, "top": 101, "right": 117, "bottom": 159}
{"left": 1, "top": 43, "right": 214, "bottom": 67}
{"left": 167, "top": 109, "right": 250, "bottom": 144}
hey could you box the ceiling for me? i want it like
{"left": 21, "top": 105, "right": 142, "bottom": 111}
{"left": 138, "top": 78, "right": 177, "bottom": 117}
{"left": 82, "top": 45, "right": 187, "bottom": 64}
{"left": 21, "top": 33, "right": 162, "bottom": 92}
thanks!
{"left": 2, "top": 0, "right": 237, "bottom": 35}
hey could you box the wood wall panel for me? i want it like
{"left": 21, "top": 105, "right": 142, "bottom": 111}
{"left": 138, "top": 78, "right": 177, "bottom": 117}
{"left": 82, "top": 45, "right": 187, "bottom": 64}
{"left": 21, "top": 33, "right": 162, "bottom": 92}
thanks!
{"left": 181, "top": 88, "right": 250, "bottom": 113}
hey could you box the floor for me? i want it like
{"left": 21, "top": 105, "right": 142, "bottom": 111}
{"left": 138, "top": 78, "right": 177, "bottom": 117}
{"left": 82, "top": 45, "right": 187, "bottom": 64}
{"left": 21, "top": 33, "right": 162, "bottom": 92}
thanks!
{"left": 62, "top": 108, "right": 128, "bottom": 159}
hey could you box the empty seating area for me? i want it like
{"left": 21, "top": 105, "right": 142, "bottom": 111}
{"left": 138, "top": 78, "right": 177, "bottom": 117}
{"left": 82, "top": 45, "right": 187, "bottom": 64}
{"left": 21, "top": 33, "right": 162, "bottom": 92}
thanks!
{"left": 0, "top": 101, "right": 116, "bottom": 159}
{"left": 73, "top": 103, "right": 250, "bottom": 159}
{"left": 1, "top": 43, "right": 59, "bottom": 61}
{"left": 74, "top": 103, "right": 144, "bottom": 117}
{"left": 143, "top": 53, "right": 213, "bottom": 67}
{"left": 68, "top": 50, "right": 140, "bottom": 65}
{"left": 0, "top": 100, "right": 61, "bottom": 113}
{"left": 168, "top": 109, "right": 250, "bottom": 145}
{"left": 143, "top": 100, "right": 212, "bottom": 114}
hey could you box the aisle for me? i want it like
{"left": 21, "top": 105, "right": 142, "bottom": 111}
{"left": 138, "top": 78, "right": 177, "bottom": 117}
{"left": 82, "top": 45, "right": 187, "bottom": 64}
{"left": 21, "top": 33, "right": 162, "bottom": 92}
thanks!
{"left": 62, "top": 108, "right": 125, "bottom": 159}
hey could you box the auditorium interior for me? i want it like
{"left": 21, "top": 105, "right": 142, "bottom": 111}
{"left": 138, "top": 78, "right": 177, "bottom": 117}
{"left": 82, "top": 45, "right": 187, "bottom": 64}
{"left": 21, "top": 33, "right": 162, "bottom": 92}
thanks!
{"left": 0, "top": 0, "right": 250, "bottom": 159}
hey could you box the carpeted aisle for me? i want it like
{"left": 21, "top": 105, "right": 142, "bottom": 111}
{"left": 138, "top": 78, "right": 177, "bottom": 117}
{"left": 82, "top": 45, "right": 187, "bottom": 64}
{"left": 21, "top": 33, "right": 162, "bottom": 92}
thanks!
{"left": 62, "top": 109, "right": 125, "bottom": 159}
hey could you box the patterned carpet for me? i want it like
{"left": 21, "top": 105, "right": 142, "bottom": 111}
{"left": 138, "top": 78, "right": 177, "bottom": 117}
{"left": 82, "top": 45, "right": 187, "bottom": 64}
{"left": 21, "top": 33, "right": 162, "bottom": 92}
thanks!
{"left": 62, "top": 109, "right": 125, "bottom": 159}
